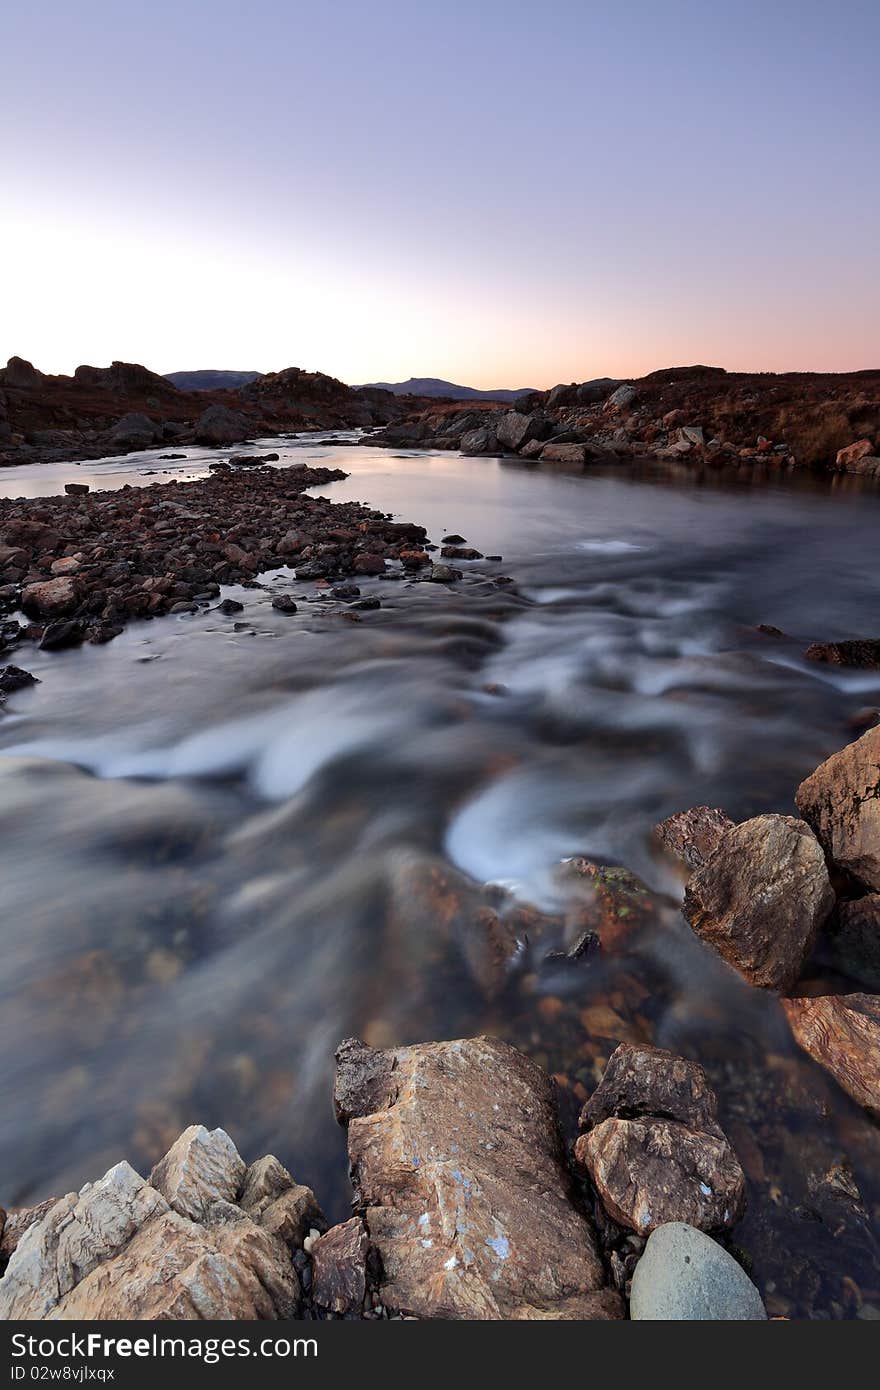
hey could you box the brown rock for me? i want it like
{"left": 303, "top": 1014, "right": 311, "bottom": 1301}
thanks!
{"left": 683, "top": 814, "right": 834, "bottom": 989}
{"left": 835, "top": 439, "right": 874, "bottom": 469}
{"left": 796, "top": 727, "right": 880, "bottom": 890}
{"left": 238, "top": 1154, "right": 324, "bottom": 1249}
{"left": 574, "top": 1044, "right": 746, "bottom": 1236}
{"left": 311, "top": 1217, "right": 369, "bottom": 1316}
{"left": 575, "top": 1118, "right": 746, "bottom": 1236}
{"left": 386, "top": 853, "right": 524, "bottom": 999}
{"left": 21, "top": 576, "right": 82, "bottom": 620}
{"left": 782, "top": 993, "right": 880, "bottom": 1117}
{"left": 540, "top": 442, "right": 587, "bottom": 465}
{"left": 580, "top": 1043, "right": 721, "bottom": 1135}
{"left": 653, "top": 806, "right": 736, "bottom": 871}
{"left": 0, "top": 1140, "right": 299, "bottom": 1320}
{"left": 335, "top": 1035, "right": 621, "bottom": 1319}
{"left": 555, "top": 859, "right": 663, "bottom": 952}
{"left": 805, "top": 639, "right": 880, "bottom": 668}
{"left": 0, "top": 1200, "right": 58, "bottom": 1264}
{"left": 149, "top": 1124, "right": 246, "bottom": 1221}
{"left": 353, "top": 553, "right": 386, "bottom": 575}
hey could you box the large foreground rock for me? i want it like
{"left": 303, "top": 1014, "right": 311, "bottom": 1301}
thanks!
{"left": 630, "top": 1223, "right": 766, "bottom": 1320}
{"left": 682, "top": 814, "right": 833, "bottom": 990}
{"left": 574, "top": 1044, "right": 746, "bottom": 1236}
{"left": 796, "top": 727, "right": 880, "bottom": 891}
{"left": 0, "top": 1126, "right": 312, "bottom": 1319}
{"left": 782, "top": 993, "right": 880, "bottom": 1118}
{"left": 334, "top": 1036, "right": 621, "bottom": 1319}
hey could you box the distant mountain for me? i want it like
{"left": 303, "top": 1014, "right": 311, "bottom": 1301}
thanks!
{"left": 164, "top": 370, "right": 263, "bottom": 391}
{"left": 358, "top": 377, "right": 538, "bottom": 403}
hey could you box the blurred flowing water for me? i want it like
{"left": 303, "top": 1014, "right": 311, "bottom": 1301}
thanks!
{"left": 2, "top": 438, "right": 879, "bottom": 1312}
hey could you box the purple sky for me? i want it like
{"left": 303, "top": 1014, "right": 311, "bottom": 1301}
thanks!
{"left": 3, "top": 0, "right": 878, "bottom": 386}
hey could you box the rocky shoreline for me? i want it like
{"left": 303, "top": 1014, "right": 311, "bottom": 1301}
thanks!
{"left": 0, "top": 462, "right": 435, "bottom": 664}
{"left": 363, "top": 365, "right": 880, "bottom": 476}
{"left": 1, "top": 724, "right": 879, "bottom": 1320}
{"left": 0, "top": 357, "right": 418, "bottom": 469}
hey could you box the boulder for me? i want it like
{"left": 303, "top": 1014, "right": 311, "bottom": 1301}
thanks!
{"left": 604, "top": 383, "right": 637, "bottom": 411}
{"left": 837, "top": 453, "right": 880, "bottom": 477}
{"left": 574, "top": 1044, "right": 746, "bottom": 1237}
{"left": 630, "top": 1223, "right": 766, "bottom": 1320}
{"left": 546, "top": 383, "right": 579, "bottom": 408}
{"left": 835, "top": 439, "right": 874, "bottom": 470}
{"left": 653, "top": 806, "right": 735, "bottom": 871}
{"left": 0, "top": 665, "right": 38, "bottom": 695}
{"left": 576, "top": 378, "right": 619, "bottom": 406}
{"left": 679, "top": 425, "right": 705, "bottom": 446}
{"left": 496, "top": 411, "right": 541, "bottom": 452}
{"left": 540, "top": 442, "right": 587, "bottom": 465}
{"left": 795, "top": 727, "right": 880, "bottom": 890}
{"left": 107, "top": 412, "right": 160, "bottom": 450}
{"left": 805, "top": 639, "right": 880, "bottom": 668}
{"left": 194, "top": 404, "right": 251, "bottom": 446}
{"left": 459, "top": 426, "right": 497, "bottom": 456}
{"left": 333, "top": 1036, "right": 621, "bottom": 1319}
{"left": 782, "top": 993, "right": 880, "bottom": 1118}
{"left": 0, "top": 1132, "right": 302, "bottom": 1320}
{"left": 21, "top": 576, "right": 83, "bottom": 620}
{"left": 63, "top": 482, "right": 89, "bottom": 495}
{"left": 682, "top": 814, "right": 834, "bottom": 989}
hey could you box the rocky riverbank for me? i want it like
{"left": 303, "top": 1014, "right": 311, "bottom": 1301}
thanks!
{"left": 0, "top": 462, "right": 433, "bottom": 660}
{"left": 0, "top": 357, "right": 418, "bottom": 469}
{"left": 362, "top": 365, "right": 880, "bottom": 475}
{"left": 1, "top": 724, "right": 879, "bottom": 1321}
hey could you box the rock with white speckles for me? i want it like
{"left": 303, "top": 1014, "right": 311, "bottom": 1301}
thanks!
{"left": 574, "top": 1044, "right": 746, "bottom": 1236}
{"left": 333, "top": 1035, "right": 621, "bottom": 1319}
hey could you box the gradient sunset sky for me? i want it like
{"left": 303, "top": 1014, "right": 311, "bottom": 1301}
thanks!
{"left": 3, "top": 0, "right": 877, "bottom": 387}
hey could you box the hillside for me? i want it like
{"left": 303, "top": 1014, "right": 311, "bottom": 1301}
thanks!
{"left": 358, "top": 376, "right": 538, "bottom": 403}
{"left": 164, "top": 370, "right": 263, "bottom": 391}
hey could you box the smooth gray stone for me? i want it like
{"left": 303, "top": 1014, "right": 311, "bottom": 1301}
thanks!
{"left": 630, "top": 1222, "right": 766, "bottom": 1320}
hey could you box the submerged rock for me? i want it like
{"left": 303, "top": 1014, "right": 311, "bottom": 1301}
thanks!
{"left": 682, "top": 814, "right": 833, "bottom": 990}
{"left": 574, "top": 1044, "right": 746, "bottom": 1237}
{"left": 796, "top": 727, "right": 880, "bottom": 891}
{"left": 805, "top": 639, "right": 880, "bottom": 668}
{"left": 630, "top": 1223, "right": 766, "bottom": 1320}
{"left": 333, "top": 1035, "right": 621, "bottom": 1319}
{"left": 782, "top": 993, "right": 880, "bottom": 1118}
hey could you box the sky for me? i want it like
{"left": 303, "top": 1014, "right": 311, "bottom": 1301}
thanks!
{"left": 2, "top": 0, "right": 878, "bottom": 388}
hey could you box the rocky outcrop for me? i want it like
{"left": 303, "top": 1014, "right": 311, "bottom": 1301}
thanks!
{"left": 333, "top": 1036, "right": 621, "bottom": 1319}
{"left": 574, "top": 1045, "right": 746, "bottom": 1237}
{"left": 782, "top": 993, "right": 880, "bottom": 1118}
{"left": 630, "top": 1223, "right": 766, "bottom": 1320}
{"left": 796, "top": 727, "right": 880, "bottom": 891}
{"left": 653, "top": 805, "right": 735, "bottom": 870}
{"left": 0, "top": 1127, "right": 312, "bottom": 1319}
{"left": 682, "top": 815, "right": 833, "bottom": 990}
